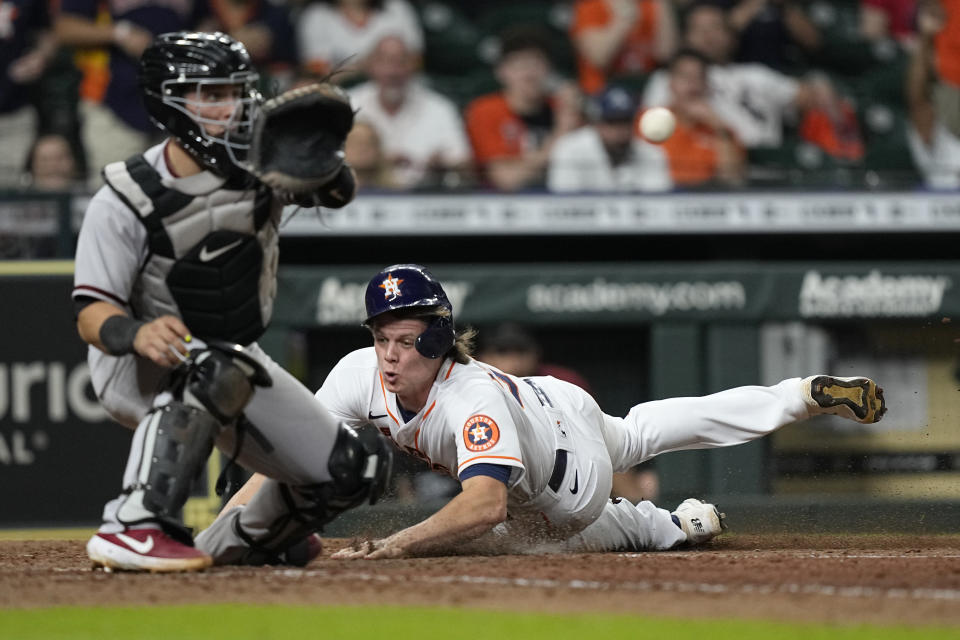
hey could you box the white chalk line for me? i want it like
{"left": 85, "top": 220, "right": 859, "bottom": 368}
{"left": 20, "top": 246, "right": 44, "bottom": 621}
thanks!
{"left": 40, "top": 566, "right": 960, "bottom": 602}
{"left": 619, "top": 553, "right": 960, "bottom": 559}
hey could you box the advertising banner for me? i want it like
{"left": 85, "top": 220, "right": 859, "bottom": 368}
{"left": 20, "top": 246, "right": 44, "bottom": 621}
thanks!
{"left": 0, "top": 271, "right": 129, "bottom": 526}
{"left": 276, "top": 263, "right": 960, "bottom": 327}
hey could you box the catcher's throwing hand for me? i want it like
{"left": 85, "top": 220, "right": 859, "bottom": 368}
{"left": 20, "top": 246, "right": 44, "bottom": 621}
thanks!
{"left": 133, "top": 315, "right": 192, "bottom": 368}
{"left": 247, "top": 82, "right": 356, "bottom": 204}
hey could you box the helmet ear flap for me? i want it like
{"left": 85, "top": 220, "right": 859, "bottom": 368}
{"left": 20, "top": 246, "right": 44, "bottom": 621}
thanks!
{"left": 415, "top": 315, "right": 455, "bottom": 359}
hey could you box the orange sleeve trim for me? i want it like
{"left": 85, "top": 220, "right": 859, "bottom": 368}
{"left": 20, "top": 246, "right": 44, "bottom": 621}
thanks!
{"left": 457, "top": 455, "right": 523, "bottom": 470}
{"left": 444, "top": 362, "right": 455, "bottom": 380}
{"left": 378, "top": 372, "right": 401, "bottom": 426}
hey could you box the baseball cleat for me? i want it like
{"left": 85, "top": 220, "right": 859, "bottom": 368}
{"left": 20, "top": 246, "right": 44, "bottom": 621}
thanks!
{"left": 672, "top": 498, "right": 726, "bottom": 545}
{"left": 87, "top": 528, "right": 212, "bottom": 573}
{"left": 803, "top": 375, "right": 886, "bottom": 424}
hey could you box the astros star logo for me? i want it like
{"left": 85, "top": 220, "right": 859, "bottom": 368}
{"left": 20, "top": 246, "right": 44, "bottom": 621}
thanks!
{"left": 469, "top": 424, "right": 490, "bottom": 443}
{"left": 379, "top": 274, "right": 404, "bottom": 301}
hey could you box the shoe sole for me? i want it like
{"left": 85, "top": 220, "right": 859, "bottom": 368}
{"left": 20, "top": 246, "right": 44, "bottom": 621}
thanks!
{"left": 87, "top": 536, "right": 213, "bottom": 573}
{"left": 809, "top": 376, "right": 886, "bottom": 423}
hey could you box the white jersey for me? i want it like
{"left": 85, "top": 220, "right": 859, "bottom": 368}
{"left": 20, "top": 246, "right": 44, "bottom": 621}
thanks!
{"left": 547, "top": 126, "right": 672, "bottom": 193}
{"left": 348, "top": 81, "right": 471, "bottom": 189}
{"left": 642, "top": 64, "right": 799, "bottom": 148}
{"left": 297, "top": 0, "right": 423, "bottom": 70}
{"left": 317, "top": 348, "right": 565, "bottom": 505}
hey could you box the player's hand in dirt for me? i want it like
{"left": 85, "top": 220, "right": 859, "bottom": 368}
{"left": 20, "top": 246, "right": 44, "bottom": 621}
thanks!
{"left": 332, "top": 538, "right": 405, "bottom": 560}
{"left": 134, "top": 315, "right": 192, "bottom": 368}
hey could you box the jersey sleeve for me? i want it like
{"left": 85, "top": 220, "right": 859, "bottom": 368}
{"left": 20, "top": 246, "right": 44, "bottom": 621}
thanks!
{"left": 547, "top": 131, "right": 583, "bottom": 192}
{"left": 450, "top": 381, "right": 525, "bottom": 483}
{"left": 465, "top": 96, "right": 518, "bottom": 164}
{"left": 72, "top": 188, "right": 147, "bottom": 310}
{"left": 433, "top": 99, "right": 472, "bottom": 164}
{"left": 315, "top": 351, "right": 374, "bottom": 429}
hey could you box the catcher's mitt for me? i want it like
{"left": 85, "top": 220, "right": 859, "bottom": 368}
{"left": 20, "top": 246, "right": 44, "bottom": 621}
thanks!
{"left": 247, "top": 82, "right": 355, "bottom": 196}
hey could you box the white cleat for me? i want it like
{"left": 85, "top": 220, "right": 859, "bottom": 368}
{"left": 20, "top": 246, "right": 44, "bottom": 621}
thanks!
{"left": 802, "top": 375, "right": 886, "bottom": 424}
{"left": 672, "top": 498, "right": 726, "bottom": 545}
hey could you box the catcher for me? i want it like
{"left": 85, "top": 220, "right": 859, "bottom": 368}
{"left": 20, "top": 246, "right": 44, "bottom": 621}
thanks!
{"left": 72, "top": 31, "right": 391, "bottom": 572}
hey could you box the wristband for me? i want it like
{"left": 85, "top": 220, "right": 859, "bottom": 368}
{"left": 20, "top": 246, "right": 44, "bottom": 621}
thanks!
{"left": 99, "top": 315, "right": 145, "bottom": 356}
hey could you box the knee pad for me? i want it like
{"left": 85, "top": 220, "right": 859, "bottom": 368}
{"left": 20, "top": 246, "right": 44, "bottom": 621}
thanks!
{"left": 230, "top": 426, "right": 393, "bottom": 565}
{"left": 183, "top": 341, "right": 272, "bottom": 423}
{"left": 324, "top": 425, "right": 393, "bottom": 510}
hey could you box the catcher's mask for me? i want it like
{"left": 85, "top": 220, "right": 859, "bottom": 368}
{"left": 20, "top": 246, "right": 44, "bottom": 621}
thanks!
{"left": 139, "top": 31, "right": 261, "bottom": 176}
{"left": 363, "top": 264, "right": 456, "bottom": 359}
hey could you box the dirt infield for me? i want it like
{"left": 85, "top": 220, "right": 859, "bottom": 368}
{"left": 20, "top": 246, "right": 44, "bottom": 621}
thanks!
{"left": 2, "top": 534, "right": 959, "bottom": 626}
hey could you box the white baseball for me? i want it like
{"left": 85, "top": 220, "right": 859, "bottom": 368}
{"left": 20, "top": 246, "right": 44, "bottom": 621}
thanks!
{"left": 639, "top": 107, "right": 676, "bottom": 143}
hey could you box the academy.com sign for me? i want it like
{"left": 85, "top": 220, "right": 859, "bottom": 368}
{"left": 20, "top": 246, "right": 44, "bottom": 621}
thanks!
{"left": 527, "top": 279, "right": 747, "bottom": 315}
{"left": 799, "top": 270, "right": 952, "bottom": 317}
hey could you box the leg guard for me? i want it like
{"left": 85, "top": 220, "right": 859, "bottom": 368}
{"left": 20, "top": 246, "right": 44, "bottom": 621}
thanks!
{"left": 228, "top": 425, "right": 393, "bottom": 565}
{"left": 115, "top": 342, "right": 271, "bottom": 530}
{"left": 116, "top": 401, "right": 221, "bottom": 527}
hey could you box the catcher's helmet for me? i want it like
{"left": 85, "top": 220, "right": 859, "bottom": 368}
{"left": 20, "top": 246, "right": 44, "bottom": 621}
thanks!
{"left": 364, "top": 264, "right": 455, "bottom": 359}
{"left": 139, "top": 31, "right": 260, "bottom": 176}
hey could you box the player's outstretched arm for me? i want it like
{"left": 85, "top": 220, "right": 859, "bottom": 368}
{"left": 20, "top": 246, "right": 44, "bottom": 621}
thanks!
{"left": 333, "top": 475, "right": 508, "bottom": 559}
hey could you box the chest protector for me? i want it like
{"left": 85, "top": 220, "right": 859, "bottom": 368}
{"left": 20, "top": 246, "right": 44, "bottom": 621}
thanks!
{"left": 104, "top": 156, "right": 281, "bottom": 345}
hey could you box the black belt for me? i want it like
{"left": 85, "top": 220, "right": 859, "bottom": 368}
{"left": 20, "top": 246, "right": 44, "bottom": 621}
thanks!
{"left": 547, "top": 449, "right": 567, "bottom": 492}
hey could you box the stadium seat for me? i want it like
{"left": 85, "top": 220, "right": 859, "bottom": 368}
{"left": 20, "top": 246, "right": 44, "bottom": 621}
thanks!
{"left": 426, "top": 69, "right": 499, "bottom": 110}
{"left": 472, "top": 1, "right": 577, "bottom": 77}
{"left": 858, "top": 103, "right": 921, "bottom": 187}
{"left": 416, "top": 1, "right": 485, "bottom": 75}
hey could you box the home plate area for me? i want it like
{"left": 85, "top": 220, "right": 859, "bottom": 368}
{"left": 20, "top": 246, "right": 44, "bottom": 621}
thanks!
{"left": 2, "top": 534, "right": 959, "bottom": 625}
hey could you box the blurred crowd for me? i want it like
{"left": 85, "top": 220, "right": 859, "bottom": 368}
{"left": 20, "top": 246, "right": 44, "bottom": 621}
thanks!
{"left": 2, "top": 0, "right": 959, "bottom": 194}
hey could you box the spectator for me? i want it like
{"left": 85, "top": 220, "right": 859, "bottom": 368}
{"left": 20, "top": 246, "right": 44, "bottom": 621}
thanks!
{"left": 724, "top": 0, "right": 822, "bottom": 72}
{"left": 548, "top": 84, "right": 672, "bottom": 192}
{"left": 906, "top": 0, "right": 960, "bottom": 187}
{"left": 348, "top": 35, "right": 471, "bottom": 189}
{"left": 465, "top": 28, "right": 584, "bottom": 191}
{"left": 643, "top": 2, "right": 856, "bottom": 155}
{"left": 657, "top": 49, "right": 745, "bottom": 187}
{"left": 569, "top": 0, "right": 679, "bottom": 94}
{"left": 344, "top": 120, "right": 400, "bottom": 190}
{"left": 55, "top": 0, "right": 209, "bottom": 186}
{"left": 927, "top": 0, "right": 960, "bottom": 137}
{"left": 861, "top": 0, "right": 919, "bottom": 49}
{"left": 0, "top": 0, "right": 58, "bottom": 187}
{"left": 297, "top": 0, "right": 423, "bottom": 77}
{"left": 476, "top": 322, "right": 594, "bottom": 399}
{"left": 201, "top": 0, "right": 298, "bottom": 89}
{"left": 22, "top": 132, "right": 82, "bottom": 191}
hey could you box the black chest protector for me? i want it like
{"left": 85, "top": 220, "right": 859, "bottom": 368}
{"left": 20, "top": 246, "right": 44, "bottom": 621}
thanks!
{"left": 106, "top": 156, "right": 275, "bottom": 345}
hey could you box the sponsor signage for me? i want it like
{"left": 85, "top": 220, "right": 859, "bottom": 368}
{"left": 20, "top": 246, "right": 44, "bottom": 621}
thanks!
{"left": 0, "top": 274, "right": 129, "bottom": 526}
{"left": 274, "top": 263, "right": 960, "bottom": 327}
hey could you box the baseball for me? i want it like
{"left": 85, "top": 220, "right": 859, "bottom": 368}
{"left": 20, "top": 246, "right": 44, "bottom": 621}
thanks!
{"left": 639, "top": 107, "right": 676, "bottom": 143}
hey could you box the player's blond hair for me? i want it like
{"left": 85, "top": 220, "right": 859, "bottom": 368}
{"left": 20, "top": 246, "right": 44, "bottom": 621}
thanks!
{"left": 367, "top": 307, "right": 476, "bottom": 364}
